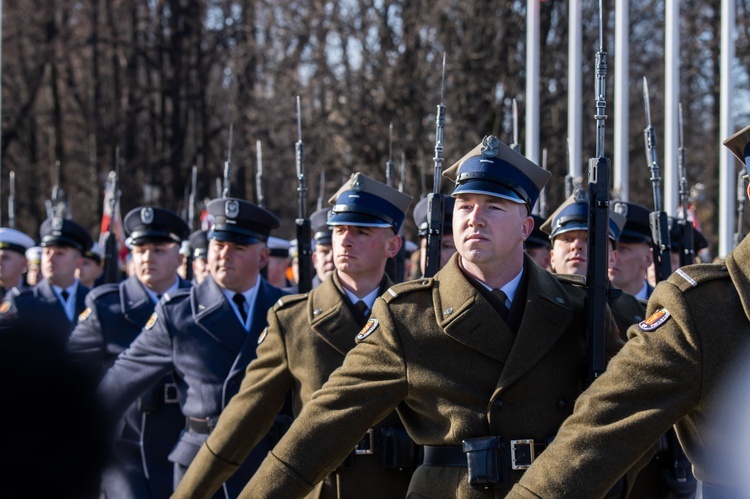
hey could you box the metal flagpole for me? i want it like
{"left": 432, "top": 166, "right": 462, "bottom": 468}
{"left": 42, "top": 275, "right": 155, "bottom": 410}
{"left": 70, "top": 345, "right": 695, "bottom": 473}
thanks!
{"left": 614, "top": 0, "right": 629, "bottom": 200}
{"left": 568, "top": 1, "right": 583, "bottom": 185}
{"left": 664, "top": 0, "right": 680, "bottom": 217}
{"left": 719, "top": 0, "right": 735, "bottom": 257}
{"left": 525, "top": 0, "right": 540, "bottom": 165}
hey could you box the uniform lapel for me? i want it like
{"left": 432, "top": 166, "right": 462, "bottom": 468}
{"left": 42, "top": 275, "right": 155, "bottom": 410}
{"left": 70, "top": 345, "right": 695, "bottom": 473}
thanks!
{"left": 74, "top": 283, "right": 90, "bottom": 321}
{"left": 37, "top": 279, "right": 70, "bottom": 323}
{"left": 120, "top": 277, "right": 154, "bottom": 328}
{"left": 192, "top": 275, "right": 248, "bottom": 352}
{"left": 496, "top": 257, "right": 575, "bottom": 388}
{"left": 434, "top": 258, "right": 515, "bottom": 363}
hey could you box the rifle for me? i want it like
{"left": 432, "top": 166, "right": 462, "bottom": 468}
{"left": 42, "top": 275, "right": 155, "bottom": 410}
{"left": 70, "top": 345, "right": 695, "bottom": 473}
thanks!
{"left": 676, "top": 103, "right": 694, "bottom": 265}
{"left": 399, "top": 152, "right": 406, "bottom": 193}
{"left": 45, "top": 161, "right": 68, "bottom": 219}
{"left": 8, "top": 171, "right": 15, "bottom": 229}
{"left": 424, "top": 53, "right": 447, "bottom": 278}
{"left": 538, "top": 148, "right": 549, "bottom": 218}
{"left": 642, "top": 76, "right": 672, "bottom": 282}
{"left": 223, "top": 124, "right": 233, "bottom": 198}
{"left": 295, "top": 96, "right": 313, "bottom": 293}
{"left": 585, "top": 0, "right": 618, "bottom": 387}
{"left": 256, "top": 140, "right": 265, "bottom": 209}
{"left": 384, "top": 123, "right": 405, "bottom": 283}
{"left": 316, "top": 170, "right": 326, "bottom": 211}
{"left": 510, "top": 98, "right": 521, "bottom": 153}
{"left": 565, "top": 138, "right": 574, "bottom": 198}
{"left": 184, "top": 165, "right": 198, "bottom": 281}
{"left": 735, "top": 170, "right": 746, "bottom": 249}
{"left": 101, "top": 149, "right": 121, "bottom": 284}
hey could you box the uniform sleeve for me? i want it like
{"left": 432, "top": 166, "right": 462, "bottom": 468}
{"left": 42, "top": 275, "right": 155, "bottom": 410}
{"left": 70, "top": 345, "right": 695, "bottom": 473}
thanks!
{"left": 96, "top": 301, "right": 175, "bottom": 424}
{"left": 66, "top": 294, "right": 107, "bottom": 379}
{"left": 237, "top": 297, "right": 410, "bottom": 499}
{"left": 174, "top": 306, "right": 295, "bottom": 499}
{"left": 508, "top": 281, "right": 702, "bottom": 498}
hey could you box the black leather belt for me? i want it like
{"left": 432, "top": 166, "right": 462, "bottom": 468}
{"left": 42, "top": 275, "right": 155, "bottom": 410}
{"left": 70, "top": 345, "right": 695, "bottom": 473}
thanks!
{"left": 185, "top": 417, "right": 218, "bottom": 434}
{"left": 424, "top": 439, "right": 547, "bottom": 470}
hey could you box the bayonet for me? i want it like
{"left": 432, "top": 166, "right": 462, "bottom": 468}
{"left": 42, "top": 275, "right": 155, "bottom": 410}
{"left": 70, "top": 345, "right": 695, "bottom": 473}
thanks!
{"left": 223, "top": 124, "right": 233, "bottom": 198}
{"left": 511, "top": 98, "right": 520, "bottom": 153}
{"left": 295, "top": 96, "right": 313, "bottom": 293}
{"left": 256, "top": 140, "right": 265, "bottom": 209}
{"left": 424, "top": 53, "right": 447, "bottom": 277}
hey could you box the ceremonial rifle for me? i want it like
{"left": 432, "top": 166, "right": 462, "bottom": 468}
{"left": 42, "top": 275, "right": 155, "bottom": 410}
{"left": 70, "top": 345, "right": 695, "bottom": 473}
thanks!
{"left": 510, "top": 98, "right": 521, "bottom": 153}
{"left": 316, "top": 170, "right": 325, "bottom": 211}
{"left": 424, "top": 53, "right": 447, "bottom": 278}
{"left": 384, "top": 123, "right": 405, "bottom": 283}
{"left": 295, "top": 97, "right": 313, "bottom": 293}
{"left": 184, "top": 165, "right": 197, "bottom": 281}
{"left": 8, "top": 171, "right": 15, "bottom": 229}
{"left": 223, "top": 124, "right": 233, "bottom": 198}
{"left": 735, "top": 170, "right": 746, "bottom": 249}
{"left": 538, "top": 148, "right": 549, "bottom": 218}
{"left": 565, "top": 138, "right": 574, "bottom": 198}
{"left": 101, "top": 149, "right": 121, "bottom": 284}
{"left": 642, "top": 77, "right": 672, "bottom": 283}
{"left": 677, "top": 103, "right": 694, "bottom": 266}
{"left": 256, "top": 140, "right": 265, "bottom": 209}
{"left": 585, "top": 0, "right": 618, "bottom": 387}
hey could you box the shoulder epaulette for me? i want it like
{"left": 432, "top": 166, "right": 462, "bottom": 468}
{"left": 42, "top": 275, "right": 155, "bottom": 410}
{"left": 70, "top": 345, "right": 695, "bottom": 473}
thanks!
{"left": 274, "top": 293, "right": 309, "bottom": 310}
{"left": 163, "top": 288, "right": 191, "bottom": 303}
{"left": 554, "top": 273, "right": 587, "bottom": 287}
{"left": 667, "top": 263, "right": 728, "bottom": 292}
{"left": 382, "top": 278, "right": 434, "bottom": 303}
{"left": 11, "top": 286, "right": 30, "bottom": 297}
{"left": 86, "top": 283, "right": 120, "bottom": 301}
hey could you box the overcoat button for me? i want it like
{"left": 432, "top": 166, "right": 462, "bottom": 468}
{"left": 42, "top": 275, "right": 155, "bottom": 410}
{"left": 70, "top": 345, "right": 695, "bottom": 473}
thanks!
{"left": 492, "top": 399, "right": 503, "bottom": 410}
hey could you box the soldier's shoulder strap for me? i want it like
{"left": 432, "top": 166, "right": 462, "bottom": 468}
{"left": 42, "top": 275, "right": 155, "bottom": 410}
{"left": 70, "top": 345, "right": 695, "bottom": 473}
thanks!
{"left": 667, "top": 263, "right": 729, "bottom": 293}
{"left": 273, "top": 292, "right": 309, "bottom": 311}
{"left": 86, "top": 282, "right": 119, "bottom": 302}
{"left": 163, "top": 287, "right": 191, "bottom": 303}
{"left": 553, "top": 273, "right": 588, "bottom": 288}
{"left": 382, "top": 277, "right": 435, "bottom": 303}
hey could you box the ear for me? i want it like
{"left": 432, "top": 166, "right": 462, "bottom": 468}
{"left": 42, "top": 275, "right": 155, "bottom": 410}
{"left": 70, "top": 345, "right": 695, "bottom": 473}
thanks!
{"left": 258, "top": 246, "right": 270, "bottom": 269}
{"left": 520, "top": 215, "right": 534, "bottom": 241}
{"left": 385, "top": 233, "right": 403, "bottom": 259}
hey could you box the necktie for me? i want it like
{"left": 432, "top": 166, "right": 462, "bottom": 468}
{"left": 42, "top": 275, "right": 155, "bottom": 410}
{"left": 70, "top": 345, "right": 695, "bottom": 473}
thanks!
{"left": 233, "top": 293, "right": 248, "bottom": 323}
{"left": 61, "top": 290, "right": 70, "bottom": 302}
{"left": 491, "top": 289, "right": 509, "bottom": 322}
{"left": 354, "top": 300, "right": 369, "bottom": 327}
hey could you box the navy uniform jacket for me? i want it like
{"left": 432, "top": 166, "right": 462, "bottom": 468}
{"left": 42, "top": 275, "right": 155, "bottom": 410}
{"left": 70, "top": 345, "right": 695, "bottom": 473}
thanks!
{"left": 1, "top": 278, "right": 89, "bottom": 350}
{"left": 68, "top": 275, "right": 191, "bottom": 499}
{"left": 98, "top": 274, "right": 284, "bottom": 497}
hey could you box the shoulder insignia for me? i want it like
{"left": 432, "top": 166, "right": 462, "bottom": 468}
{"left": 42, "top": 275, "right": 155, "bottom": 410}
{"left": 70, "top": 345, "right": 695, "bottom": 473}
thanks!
{"left": 667, "top": 263, "right": 728, "bottom": 293}
{"left": 78, "top": 307, "right": 93, "bottom": 322}
{"left": 639, "top": 308, "right": 671, "bottom": 332}
{"left": 274, "top": 293, "right": 308, "bottom": 310}
{"left": 258, "top": 327, "right": 269, "bottom": 345}
{"left": 356, "top": 318, "right": 379, "bottom": 341}
{"left": 0, "top": 301, "right": 10, "bottom": 314}
{"left": 382, "top": 279, "right": 433, "bottom": 303}
{"left": 145, "top": 313, "right": 158, "bottom": 330}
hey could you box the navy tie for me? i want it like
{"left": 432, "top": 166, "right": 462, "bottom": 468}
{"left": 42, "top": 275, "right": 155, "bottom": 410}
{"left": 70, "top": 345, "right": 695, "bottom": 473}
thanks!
{"left": 233, "top": 293, "right": 248, "bottom": 323}
{"left": 61, "top": 290, "right": 70, "bottom": 302}
{"left": 492, "top": 289, "right": 509, "bottom": 321}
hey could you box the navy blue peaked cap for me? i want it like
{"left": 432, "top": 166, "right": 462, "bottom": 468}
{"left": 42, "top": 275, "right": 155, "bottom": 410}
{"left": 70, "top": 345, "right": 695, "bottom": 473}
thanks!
{"left": 724, "top": 124, "right": 750, "bottom": 177}
{"left": 124, "top": 206, "right": 190, "bottom": 246}
{"left": 207, "top": 198, "right": 280, "bottom": 245}
{"left": 328, "top": 173, "right": 412, "bottom": 232}
{"left": 541, "top": 190, "right": 625, "bottom": 243}
{"left": 39, "top": 217, "right": 93, "bottom": 253}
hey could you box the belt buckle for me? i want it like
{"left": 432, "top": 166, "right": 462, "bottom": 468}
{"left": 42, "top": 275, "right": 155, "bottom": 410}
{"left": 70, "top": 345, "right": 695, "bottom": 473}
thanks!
{"left": 510, "top": 439, "right": 535, "bottom": 470}
{"left": 164, "top": 382, "right": 179, "bottom": 403}
{"left": 355, "top": 428, "right": 376, "bottom": 455}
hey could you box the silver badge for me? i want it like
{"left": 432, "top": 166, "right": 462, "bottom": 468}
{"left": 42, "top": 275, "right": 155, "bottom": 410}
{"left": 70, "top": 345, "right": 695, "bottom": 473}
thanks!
{"left": 480, "top": 135, "right": 500, "bottom": 158}
{"left": 140, "top": 207, "right": 154, "bottom": 225}
{"left": 225, "top": 200, "right": 240, "bottom": 219}
{"left": 351, "top": 174, "right": 363, "bottom": 192}
{"left": 52, "top": 217, "right": 64, "bottom": 231}
{"left": 573, "top": 188, "right": 588, "bottom": 204}
{"left": 613, "top": 201, "right": 628, "bottom": 218}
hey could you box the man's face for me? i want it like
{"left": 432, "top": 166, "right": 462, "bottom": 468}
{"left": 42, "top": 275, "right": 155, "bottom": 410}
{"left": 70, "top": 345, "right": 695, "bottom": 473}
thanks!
{"left": 0, "top": 250, "right": 27, "bottom": 287}
{"left": 42, "top": 245, "right": 82, "bottom": 287}
{"left": 192, "top": 257, "right": 209, "bottom": 284}
{"left": 331, "top": 225, "right": 400, "bottom": 281}
{"left": 75, "top": 258, "right": 103, "bottom": 288}
{"left": 131, "top": 241, "right": 182, "bottom": 292}
{"left": 550, "top": 230, "right": 589, "bottom": 275}
{"left": 266, "top": 256, "right": 290, "bottom": 288}
{"left": 453, "top": 193, "right": 532, "bottom": 272}
{"left": 419, "top": 234, "right": 457, "bottom": 276}
{"left": 312, "top": 244, "right": 334, "bottom": 282}
{"left": 26, "top": 263, "right": 41, "bottom": 286}
{"left": 209, "top": 239, "right": 268, "bottom": 293}
{"left": 608, "top": 241, "right": 652, "bottom": 290}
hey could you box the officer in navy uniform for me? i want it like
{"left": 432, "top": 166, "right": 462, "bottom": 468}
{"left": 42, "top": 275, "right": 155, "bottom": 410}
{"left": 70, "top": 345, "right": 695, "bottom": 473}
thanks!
{"left": 411, "top": 195, "right": 456, "bottom": 277}
{"left": 0, "top": 228, "right": 35, "bottom": 300}
{"left": 68, "top": 206, "right": 191, "bottom": 499}
{"left": 173, "top": 173, "right": 416, "bottom": 499}
{"left": 1, "top": 217, "right": 93, "bottom": 350}
{"left": 608, "top": 201, "right": 655, "bottom": 301}
{"left": 97, "top": 197, "right": 286, "bottom": 498}
{"left": 189, "top": 229, "right": 210, "bottom": 284}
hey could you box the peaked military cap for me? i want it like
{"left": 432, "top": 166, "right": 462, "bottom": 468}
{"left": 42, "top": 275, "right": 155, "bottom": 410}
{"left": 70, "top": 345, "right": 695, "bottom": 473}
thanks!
{"left": 189, "top": 230, "right": 209, "bottom": 260}
{"left": 310, "top": 208, "right": 333, "bottom": 245}
{"left": 328, "top": 173, "right": 413, "bottom": 232}
{"left": 25, "top": 246, "right": 42, "bottom": 264}
{"left": 524, "top": 215, "right": 551, "bottom": 250}
{"left": 412, "top": 196, "right": 456, "bottom": 238}
{"left": 267, "top": 237, "right": 291, "bottom": 258}
{"left": 207, "top": 197, "right": 280, "bottom": 245}
{"left": 723, "top": 124, "right": 750, "bottom": 177}
{"left": 668, "top": 217, "right": 708, "bottom": 254}
{"left": 541, "top": 189, "right": 626, "bottom": 243}
{"left": 442, "top": 135, "right": 551, "bottom": 211}
{"left": 83, "top": 242, "right": 103, "bottom": 265}
{"left": 0, "top": 228, "right": 35, "bottom": 255}
{"left": 611, "top": 201, "right": 652, "bottom": 245}
{"left": 124, "top": 206, "right": 190, "bottom": 246}
{"left": 39, "top": 217, "right": 93, "bottom": 253}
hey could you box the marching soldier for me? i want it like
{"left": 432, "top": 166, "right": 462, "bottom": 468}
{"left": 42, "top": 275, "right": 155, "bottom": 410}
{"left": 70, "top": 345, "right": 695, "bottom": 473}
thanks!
{"left": 96, "top": 197, "right": 286, "bottom": 497}
{"left": 77, "top": 242, "right": 104, "bottom": 289}
{"left": 24, "top": 245, "right": 42, "bottom": 286}
{"left": 68, "top": 206, "right": 191, "bottom": 499}
{"left": 1, "top": 217, "right": 93, "bottom": 349}
{"left": 411, "top": 195, "right": 457, "bottom": 277}
{"left": 174, "top": 173, "right": 416, "bottom": 499}
{"left": 506, "top": 124, "right": 750, "bottom": 499}
{"left": 189, "top": 229, "right": 210, "bottom": 284}
{"left": 310, "top": 207, "right": 334, "bottom": 288}
{"left": 0, "top": 228, "right": 35, "bottom": 300}
{"left": 608, "top": 201, "right": 655, "bottom": 301}
{"left": 524, "top": 214, "right": 551, "bottom": 270}
{"left": 234, "top": 135, "right": 623, "bottom": 498}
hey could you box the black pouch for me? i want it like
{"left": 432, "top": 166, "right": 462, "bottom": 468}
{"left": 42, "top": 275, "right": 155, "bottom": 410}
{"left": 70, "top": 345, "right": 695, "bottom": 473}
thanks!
{"left": 380, "top": 427, "right": 418, "bottom": 469}
{"left": 462, "top": 436, "right": 508, "bottom": 489}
